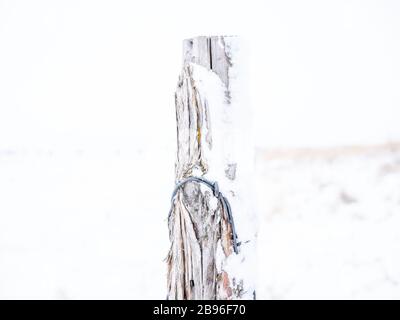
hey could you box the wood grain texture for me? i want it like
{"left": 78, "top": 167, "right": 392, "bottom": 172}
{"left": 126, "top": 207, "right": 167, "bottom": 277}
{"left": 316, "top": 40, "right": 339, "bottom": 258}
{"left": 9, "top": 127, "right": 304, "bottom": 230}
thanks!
{"left": 167, "top": 36, "right": 248, "bottom": 300}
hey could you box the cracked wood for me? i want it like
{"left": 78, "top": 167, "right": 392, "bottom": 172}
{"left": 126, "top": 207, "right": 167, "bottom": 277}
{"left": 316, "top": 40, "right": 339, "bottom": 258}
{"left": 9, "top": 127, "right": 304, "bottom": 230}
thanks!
{"left": 167, "top": 36, "right": 243, "bottom": 300}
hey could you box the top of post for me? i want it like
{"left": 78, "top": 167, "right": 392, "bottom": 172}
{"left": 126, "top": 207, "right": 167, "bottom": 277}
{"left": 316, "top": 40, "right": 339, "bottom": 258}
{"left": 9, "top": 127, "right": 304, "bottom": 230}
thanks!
{"left": 182, "top": 35, "right": 237, "bottom": 88}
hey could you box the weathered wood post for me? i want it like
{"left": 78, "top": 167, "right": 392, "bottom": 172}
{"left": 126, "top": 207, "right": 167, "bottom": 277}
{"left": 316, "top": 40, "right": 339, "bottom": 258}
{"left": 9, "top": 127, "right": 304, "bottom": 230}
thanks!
{"left": 167, "top": 36, "right": 256, "bottom": 300}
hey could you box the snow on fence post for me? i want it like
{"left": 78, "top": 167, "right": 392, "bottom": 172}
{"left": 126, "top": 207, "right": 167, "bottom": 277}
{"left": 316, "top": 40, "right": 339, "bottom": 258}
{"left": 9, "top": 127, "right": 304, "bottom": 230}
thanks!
{"left": 167, "top": 36, "right": 256, "bottom": 300}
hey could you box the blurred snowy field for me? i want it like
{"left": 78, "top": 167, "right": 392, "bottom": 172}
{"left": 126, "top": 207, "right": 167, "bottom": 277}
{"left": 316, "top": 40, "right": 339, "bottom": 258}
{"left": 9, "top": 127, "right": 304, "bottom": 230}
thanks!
{"left": 0, "top": 147, "right": 172, "bottom": 299}
{"left": 1, "top": 143, "right": 399, "bottom": 299}
{"left": 257, "top": 144, "right": 400, "bottom": 299}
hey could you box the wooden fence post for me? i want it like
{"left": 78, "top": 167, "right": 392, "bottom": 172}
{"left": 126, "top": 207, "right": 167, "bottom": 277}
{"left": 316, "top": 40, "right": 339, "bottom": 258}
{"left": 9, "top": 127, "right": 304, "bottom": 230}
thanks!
{"left": 167, "top": 36, "right": 256, "bottom": 300}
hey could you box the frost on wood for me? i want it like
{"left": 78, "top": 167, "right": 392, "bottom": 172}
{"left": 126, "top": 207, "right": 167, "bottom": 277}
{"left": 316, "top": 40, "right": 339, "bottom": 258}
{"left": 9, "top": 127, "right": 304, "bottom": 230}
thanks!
{"left": 167, "top": 36, "right": 256, "bottom": 300}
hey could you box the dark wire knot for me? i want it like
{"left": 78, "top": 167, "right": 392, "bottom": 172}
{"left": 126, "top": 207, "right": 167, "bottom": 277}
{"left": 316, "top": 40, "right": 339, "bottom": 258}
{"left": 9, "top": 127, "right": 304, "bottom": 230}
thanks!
{"left": 212, "top": 181, "right": 220, "bottom": 198}
{"left": 169, "top": 176, "right": 239, "bottom": 254}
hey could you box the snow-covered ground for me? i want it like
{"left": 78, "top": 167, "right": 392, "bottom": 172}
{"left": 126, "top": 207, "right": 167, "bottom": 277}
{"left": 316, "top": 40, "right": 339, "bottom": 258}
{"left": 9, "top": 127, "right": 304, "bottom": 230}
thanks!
{"left": 256, "top": 144, "right": 400, "bottom": 299}
{"left": 0, "top": 147, "right": 172, "bottom": 299}
{"left": 1, "top": 143, "right": 399, "bottom": 299}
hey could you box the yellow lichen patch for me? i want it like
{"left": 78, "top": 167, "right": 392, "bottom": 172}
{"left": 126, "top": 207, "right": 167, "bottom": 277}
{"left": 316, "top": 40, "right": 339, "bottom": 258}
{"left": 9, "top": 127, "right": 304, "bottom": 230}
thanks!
{"left": 197, "top": 125, "right": 201, "bottom": 145}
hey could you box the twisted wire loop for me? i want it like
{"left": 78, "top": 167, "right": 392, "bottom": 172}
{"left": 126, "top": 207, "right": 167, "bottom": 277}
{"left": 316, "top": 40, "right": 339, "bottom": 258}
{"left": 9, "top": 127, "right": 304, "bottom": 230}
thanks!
{"left": 169, "top": 176, "right": 239, "bottom": 254}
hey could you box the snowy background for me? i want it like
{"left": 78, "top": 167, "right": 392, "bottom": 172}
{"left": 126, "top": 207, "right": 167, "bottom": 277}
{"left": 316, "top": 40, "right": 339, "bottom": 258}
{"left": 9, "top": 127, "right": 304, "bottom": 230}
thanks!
{"left": 0, "top": 0, "right": 400, "bottom": 299}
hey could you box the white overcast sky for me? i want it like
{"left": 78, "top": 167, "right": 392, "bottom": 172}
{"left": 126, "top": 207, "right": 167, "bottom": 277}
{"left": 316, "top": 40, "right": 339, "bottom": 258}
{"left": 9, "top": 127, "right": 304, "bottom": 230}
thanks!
{"left": 0, "top": 0, "right": 399, "bottom": 149}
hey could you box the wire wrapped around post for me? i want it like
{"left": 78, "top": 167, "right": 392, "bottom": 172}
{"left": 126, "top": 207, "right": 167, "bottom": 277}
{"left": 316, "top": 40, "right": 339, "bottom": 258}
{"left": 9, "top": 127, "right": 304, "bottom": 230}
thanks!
{"left": 168, "top": 176, "right": 239, "bottom": 254}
